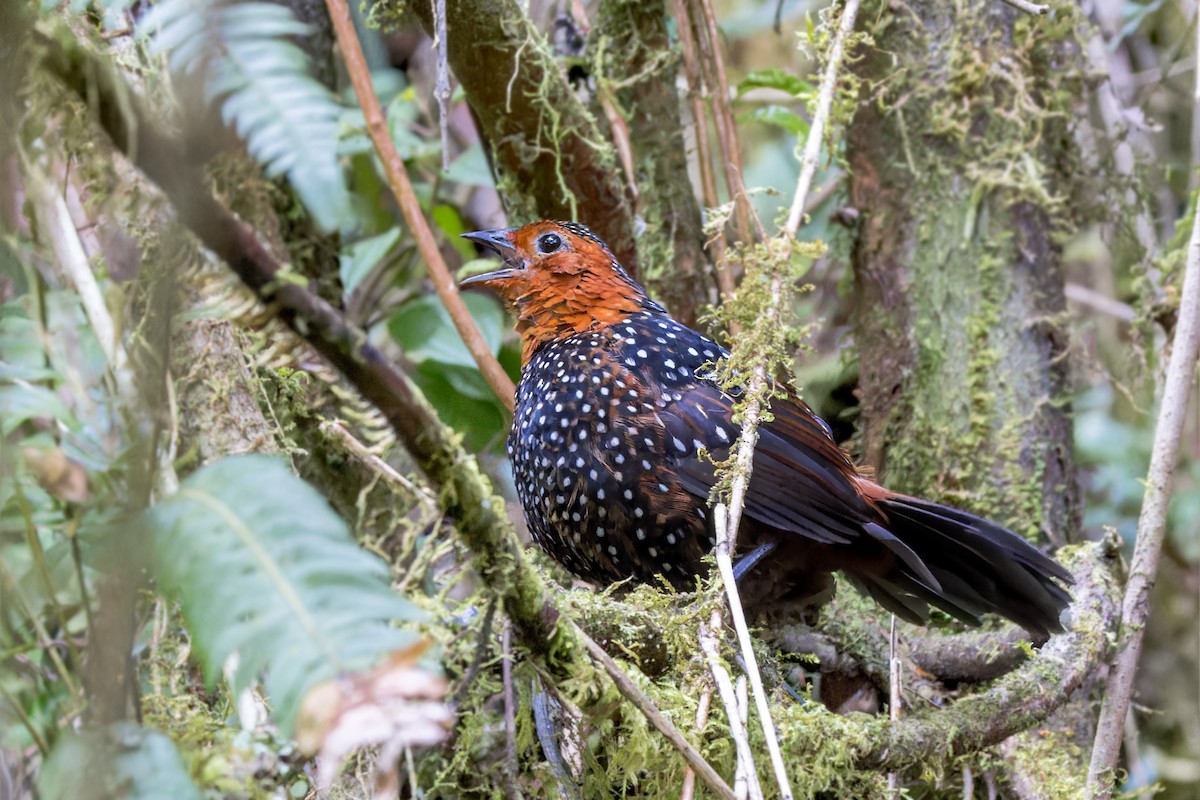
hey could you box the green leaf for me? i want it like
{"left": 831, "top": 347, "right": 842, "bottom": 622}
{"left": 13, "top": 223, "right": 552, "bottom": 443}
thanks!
{"left": 144, "top": 455, "right": 429, "bottom": 734}
{"left": 736, "top": 68, "right": 813, "bottom": 98}
{"left": 39, "top": 723, "right": 203, "bottom": 800}
{"left": 737, "top": 105, "right": 810, "bottom": 136}
{"left": 414, "top": 362, "right": 507, "bottom": 450}
{"left": 1114, "top": 0, "right": 1168, "bottom": 46}
{"left": 388, "top": 293, "right": 505, "bottom": 367}
{"left": 139, "top": 1, "right": 356, "bottom": 233}
{"left": 443, "top": 143, "right": 494, "bottom": 187}
{"left": 0, "top": 384, "right": 78, "bottom": 435}
{"left": 431, "top": 205, "right": 475, "bottom": 261}
{"left": 339, "top": 228, "right": 401, "bottom": 296}
{"left": 387, "top": 96, "right": 441, "bottom": 161}
{"left": 0, "top": 306, "right": 58, "bottom": 381}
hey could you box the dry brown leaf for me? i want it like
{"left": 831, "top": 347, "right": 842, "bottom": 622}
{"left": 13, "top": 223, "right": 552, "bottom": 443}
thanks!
{"left": 24, "top": 447, "right": 90, "bottom": 504}
{"left": 297, "top": 640, "right": 452, "bottom": 796}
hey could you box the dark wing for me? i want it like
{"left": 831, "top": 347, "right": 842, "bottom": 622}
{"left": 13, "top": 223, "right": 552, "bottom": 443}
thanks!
{"left": 659, "top": 378, "right": 945, "bottom": 589}
{"left": 658, "top": 378, "right": 1071, "bottom": 637}
{"left": 662, "top": 380, "right": 874, "bottom": 544}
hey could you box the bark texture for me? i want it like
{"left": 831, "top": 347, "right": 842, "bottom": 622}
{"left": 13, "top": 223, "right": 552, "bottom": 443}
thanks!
{"left": 847, "top": 0, "right": 1082, "bottom": 545}
{"left": 408, "top": 0, "right": 639, "bottom": 274}
{"left": 596, "top": 0, "right": 711, "bottom": 326}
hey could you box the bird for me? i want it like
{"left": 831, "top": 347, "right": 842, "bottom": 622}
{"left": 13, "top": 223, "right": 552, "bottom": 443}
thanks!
{"left": 460, "top": 220, "right": 1072, "bottom": 639}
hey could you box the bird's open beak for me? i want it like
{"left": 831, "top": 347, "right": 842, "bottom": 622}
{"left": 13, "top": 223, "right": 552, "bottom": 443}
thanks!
{"left": 460, "top": 227, "right": 521, "bottom": 289}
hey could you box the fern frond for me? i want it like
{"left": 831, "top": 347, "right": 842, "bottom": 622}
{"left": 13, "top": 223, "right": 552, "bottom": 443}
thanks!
{"left": 139, "top": 0, "right": 356, "bottom": 233}
{"left": 145, "top": 454, "right": 429, "bottom": 733}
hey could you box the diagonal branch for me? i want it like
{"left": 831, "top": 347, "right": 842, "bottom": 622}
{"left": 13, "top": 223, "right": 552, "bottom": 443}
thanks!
{"left": 706, "top": 2, "right": 861, "bottom": 796}
{"left": 861, "top": 540, "right": 1118, "bottom": 770}
{"left": 406, "top": 0, "right": 639, "bottom": 274}
{"left": 324, "top": 0, "right": 515, "bottom": 410}
{"left": 41, "top": 32, "right": 737, "bottom": 800}
{"left": 39, "top": 27, "right": 551, "bottom": 653}
{"left": 574, "top": 622, "right": 736, "bottom": 800}
{"left": 1085, "top": 174, "right": 1200, "bottom": 795}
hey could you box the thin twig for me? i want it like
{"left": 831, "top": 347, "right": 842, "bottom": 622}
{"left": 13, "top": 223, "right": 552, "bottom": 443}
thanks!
{"left": 712, "top": 504, "right": 792, "bottom": 798}
{"left": 319, "top": 420, "right": 439, "bottom": 507}
{"left": 666, "top": 0, "right": 731, "bottom": 301}
{"left": 449, "top": 597, "right": 497, "bottom": 708}
{"left": 531, "top": 684, "right": 581, "bottom": 800}
{"left": 995, "top": 0, "right": 1049, "bottom": 15}
{"left": 433, "top": 0, "right": 452, "bottom": 173}
{"left": 324, "top": 0, "right": 516, "bottom": 410}
{"left": 783, "top": 0, "right": 862, "bottom": 237}
{"left": 735, "top": 676, "right": 750, "bottom": 800}
{"left": 572, "top": 621, "right": 737, "bottom": 800}
{"left": 706, "top": 14, "right": 862, "bottom": 782}
{"left": 679, "top": 683, "right": 713, "bottom": 800}
{"left": 1064, "top": 282, "right": 1136, "bottom": 322}
{"left": 501, "top": 625, "right": 521, "bottom": 800}
{"left": 861, "top": 540, "right": 1119, "bottom": 769}
{"left": 692, "top": 0, "right": 764, "bottom": 243}
{"left": 724, "top": 0, "right": 860, "bottom": 552}
{"left": 886, "top": 615, "right": 901, "bottom": 797}
{"left": 698, "top": 618, "right": 763, "bottom": 800}
{"left": 1085, "top": 174, "right": 1200, "bottom": 795}
{"left": 0, "top": 683, "right": 49, "bottom": 756}
{"left": 699, "top": 5, "right": 860, "bottom": 798}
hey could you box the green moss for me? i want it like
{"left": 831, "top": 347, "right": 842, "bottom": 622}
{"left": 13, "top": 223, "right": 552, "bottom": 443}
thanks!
{"left": 850, "top": 0, "right": 1088, "bottom": 539}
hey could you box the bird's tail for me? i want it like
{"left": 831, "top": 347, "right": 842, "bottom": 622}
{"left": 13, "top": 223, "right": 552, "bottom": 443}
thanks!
{"left": 847, "top": 495, "right": 1073, "bottom": 640}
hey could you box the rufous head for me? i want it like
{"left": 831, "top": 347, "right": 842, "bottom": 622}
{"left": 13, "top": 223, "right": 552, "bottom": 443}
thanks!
{"left": 460, "top": 221, "right": 662, "bottom": 360}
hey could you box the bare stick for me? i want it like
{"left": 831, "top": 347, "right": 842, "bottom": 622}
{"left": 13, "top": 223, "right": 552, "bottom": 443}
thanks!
{"left": 783, "top": 0, "right": 862, "bottom": 238}
{"left": 702, "top": 5, "right": 861, "bottom": 798}
{"left": 735, "top": 676, "right": 750, "bottom": 800}
{"left": 692, "top": 0, "right": 764, "bottom": 244}
{"left": 501, "top": 625, "right": 521, "bottom": 800}
{"left": 667, "top": 0, "right": 732, "bottom": 304}
{"left": 433, "top": 0, "right": 451, "bottom": 173}
{"left": 319, "top": 420, "right": 439, "bottom": 507}
{"left": 325, "top": 0, "right": 516, "bottom": 409}
{"left": 679, "top": 684, "right": 713, "bottom": 800}
{"left": 1086, "top": 178, "right": 1200, "bottom": 794}
{"left": 723, "top": 0, "right": 860, "bottom": 553}
{"left": 712, "top": 505, "right": 792, "bottom": 798}
{"left": 887, "top": 615, "right": 901, "bottom": 797}
{"left": 572, "top": 621, "right": 737, "bottom": 800}
{"left": 699, "top": 619, "right": 763, "bottom": 800}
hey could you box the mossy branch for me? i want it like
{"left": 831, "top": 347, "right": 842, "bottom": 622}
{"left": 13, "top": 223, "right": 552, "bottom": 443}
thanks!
{"left": 1087, "top": 185, "right": 1200, "bottom": 795}
{"left": 38, "top": 26, "right": 559, "bottom": 656}
{"left": 40, "top": 32, "right": 739, "bottom": 799}
{"left": 324, "top": 0, "right": 515, "bottom": 410}
{"left": 857, "top": 540, "right": 1119, "bottom": 771}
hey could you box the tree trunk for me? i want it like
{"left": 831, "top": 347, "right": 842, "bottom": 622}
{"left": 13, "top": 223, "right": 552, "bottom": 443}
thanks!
{"left": 847, "top": 0, "right": 1081, "bottom": 546}
{"left": 597, "top": 0, "right": 711, "bottom": 326}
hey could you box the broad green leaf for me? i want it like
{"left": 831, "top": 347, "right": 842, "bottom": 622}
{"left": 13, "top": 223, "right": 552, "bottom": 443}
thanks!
{"left": 139, "top": 1, "right": 356, "bottom": 233}
{"left": 0, "top": 311, "right": 51, "bottom": 372}
{"left": 737, "top": 105, "right": 810, "bottom": 136}
{"left": 736, "top": 68, "right": 813, "bottom": 98}
{"left": 431, "top": 205, "right": 475, "bottom": 261}
{"left": 388, "top": 293, "right": 505, "bottom": 367}
{"left": 414, "top": 362, "right": 507, "bottom": 450}
{"left": 145, "top": 455, "right": 429, "bottom": 734}
{"left": 39, "top": 723, "right": 203, "bottom": 800}
{"left": 339, "top": 228, "right": 401, "bottom": 295}
{"left": 0, "top": 384, "right": 78, "bottom": 435}
{"left": 443, "top": 143, "right": 494, "bottom": 187}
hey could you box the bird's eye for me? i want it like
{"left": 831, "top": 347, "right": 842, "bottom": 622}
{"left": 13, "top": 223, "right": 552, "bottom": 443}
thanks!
{"left": 537, "top": 233, "right": 563, "bottom": 254}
